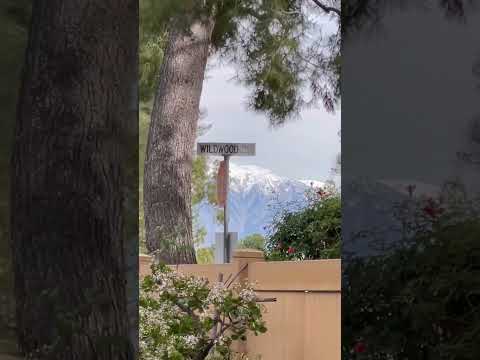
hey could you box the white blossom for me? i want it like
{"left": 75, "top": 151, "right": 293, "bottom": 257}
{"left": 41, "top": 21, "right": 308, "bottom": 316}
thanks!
{"left": 183, "top": 334, "right": 199, "bottom": 348}
{"left": 239, "top": 288, "right": 257, "bottom": 302}
{"left": 140, "top": 266, "right": 267, "bottom": 360}
{"left": 207, "top": 281, "right": 228, "bottom": 304}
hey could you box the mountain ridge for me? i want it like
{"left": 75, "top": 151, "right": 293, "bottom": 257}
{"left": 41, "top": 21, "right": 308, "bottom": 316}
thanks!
{"left": 196, "top": 162, "right": 325, "bottom": 247}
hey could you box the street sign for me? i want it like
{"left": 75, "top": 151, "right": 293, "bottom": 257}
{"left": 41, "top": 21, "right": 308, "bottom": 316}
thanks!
{"left": 197, "top": 142, "right": 256, "bottom": 156}
{"left": 197, "top": 141, "right": 256, "bottom": 263}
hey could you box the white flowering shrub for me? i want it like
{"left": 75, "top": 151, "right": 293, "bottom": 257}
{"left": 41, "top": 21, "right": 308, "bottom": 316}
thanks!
{"left": 140, "top": 264, "right": 268, "bottom": 360}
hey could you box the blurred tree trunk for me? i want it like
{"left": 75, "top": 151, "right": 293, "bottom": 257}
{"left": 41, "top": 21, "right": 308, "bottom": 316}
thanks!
{"left": 10, "top": 1, "right": 137, "bottom": 358}
{"left": 144, "top": 18, "right": 214, "bottom": 264}
{"left": 0, "top": 1, "right": 32, "bottom": 353}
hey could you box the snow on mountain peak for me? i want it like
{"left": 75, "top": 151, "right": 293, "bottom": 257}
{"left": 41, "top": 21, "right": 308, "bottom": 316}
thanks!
{"left": 229, "top": 163, "right": 279, "bottom": 178}
{"left": 197, "top": 162, "right": 326, "bottom": 246}
{"left": 227, "top": 162, "right": 326, "bottom": 191}
{"left": 299, "top": 179, "right": 326, "bottom": 189}
{"left": 228, "top": 163, "right": 286, "bottom": 191}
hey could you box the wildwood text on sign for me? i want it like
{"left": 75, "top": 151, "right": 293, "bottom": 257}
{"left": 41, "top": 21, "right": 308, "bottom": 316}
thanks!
{"left": 197, "top": 142, "right": 256, "bottom": 156}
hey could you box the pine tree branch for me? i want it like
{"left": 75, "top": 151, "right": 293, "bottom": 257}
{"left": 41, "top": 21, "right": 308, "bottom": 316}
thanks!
{"left": 311, "top": 0, "right": 341, "bottom": 16}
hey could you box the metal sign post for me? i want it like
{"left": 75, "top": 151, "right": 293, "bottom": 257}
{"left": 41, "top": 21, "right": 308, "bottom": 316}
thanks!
{"left": 223, "top": 155, "right": 230, "bottom": 262}
{"left": 197, "top": 142, "right": 256, "bottom": 263}
{"left": 215, "top": 232, "right": 238, "bottom": 263}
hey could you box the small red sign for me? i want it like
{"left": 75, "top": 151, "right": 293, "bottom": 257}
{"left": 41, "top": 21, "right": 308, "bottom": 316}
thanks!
{"left": 217, "top": 161, "right": 226, "bottom": 206}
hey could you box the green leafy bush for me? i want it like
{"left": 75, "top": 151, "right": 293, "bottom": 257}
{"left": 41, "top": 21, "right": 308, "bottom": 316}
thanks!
{"left": 265, "top": 186, "right": 340, "bottom": 261}
{"left": 196, "top": 246, "right": 215, "bottom": 265}
{"left": 238, "top": 234, "right": 266, "bottom": 252}
{"left": 343, "top": 181, "right": 480, "bottom": 359}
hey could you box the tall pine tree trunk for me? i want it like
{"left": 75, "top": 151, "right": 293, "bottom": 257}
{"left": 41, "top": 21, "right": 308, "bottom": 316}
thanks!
{"left": 0, "top": 2, "right": 31, "bottom": 353}
{"left": 144, "top": 18, "right": 214, "bottom": 264}
{"left": 10, "top": 1, "right": 137, "bottom": 358}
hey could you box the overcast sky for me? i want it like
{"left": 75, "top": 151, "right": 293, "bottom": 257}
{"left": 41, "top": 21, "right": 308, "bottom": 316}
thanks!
{"left": 197, "top": 61, "right": 341, "bottom": 182}
{"left": 342, "top": 6, "right": 480, "bottom": 193}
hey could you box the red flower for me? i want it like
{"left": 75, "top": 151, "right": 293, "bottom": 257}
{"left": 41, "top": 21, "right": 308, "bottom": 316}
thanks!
{"left": 317, "top": 188, "right": 331, "bottom": 199}
{"left": 423, "top": 205, "right": 435, "bottom": 217}
{"left": 354, "top": 341, "right": 366, "bottom": 354}
{"left": 287, "top": 246, "right": 295, "bottom": 254}
{"left": 423, "top": 198, "right": 444, "bottom": 218}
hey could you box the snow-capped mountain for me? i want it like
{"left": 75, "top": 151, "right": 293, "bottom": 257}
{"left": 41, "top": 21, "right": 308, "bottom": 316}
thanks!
{"left": 195, "top": 163, "right": 325, "bottom": 246}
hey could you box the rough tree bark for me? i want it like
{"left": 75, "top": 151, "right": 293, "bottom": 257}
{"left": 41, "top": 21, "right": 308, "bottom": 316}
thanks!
{"left": 144, "top": 17, "right": 215, "bottom": 264}
{"left": 10, "top": 1, "right": 137, "bottom": 359}
{"left": 0, "top": 2, "right": 31, "bottom": 353}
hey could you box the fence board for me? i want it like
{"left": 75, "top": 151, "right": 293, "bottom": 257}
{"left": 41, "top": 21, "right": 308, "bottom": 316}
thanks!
{"left": 170, "top": 264, "right": 234, "bottom": 284}
{"left": 139, "top": 255, "right": 234, "bottom": 284}
{"left": 304, "top": 292, "right": 341, "bottom": 360}
{"left": 247, "top": 292, "right": 306, "bottom": 360}
{"left": 249, "top": 259, "right": 340, "bottom": 292}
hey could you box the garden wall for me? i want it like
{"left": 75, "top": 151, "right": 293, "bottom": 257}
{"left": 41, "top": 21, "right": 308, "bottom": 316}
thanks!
{"left": 139, "top": 249, "right": 341, "bottom": 360}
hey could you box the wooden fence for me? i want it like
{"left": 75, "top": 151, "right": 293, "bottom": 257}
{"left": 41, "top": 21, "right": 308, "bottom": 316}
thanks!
{"left": 140, "top": 249, "right": 341, "bottom": 360}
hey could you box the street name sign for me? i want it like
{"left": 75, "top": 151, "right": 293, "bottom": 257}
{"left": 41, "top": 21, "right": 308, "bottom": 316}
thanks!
{"left": 197, "top": 141, "right": 256, "bottom": 263}
{"left": 197, "top": 142, "right": 256, "bottom": 156}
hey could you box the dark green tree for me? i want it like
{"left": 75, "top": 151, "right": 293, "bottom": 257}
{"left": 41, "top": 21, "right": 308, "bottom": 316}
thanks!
{"left": 238, "top": 234, "right": 266, "bottom": 251}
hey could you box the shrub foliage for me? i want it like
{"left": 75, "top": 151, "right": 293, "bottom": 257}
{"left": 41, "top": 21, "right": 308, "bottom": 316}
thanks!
{"left": 140, "top": 264, "right": 267, "bottom": 360}
{"left": 265, "top": 186, "right": 340, "bottom": 261}
{"left": 343, "top": 181, "right": 480, "bottom": 359}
